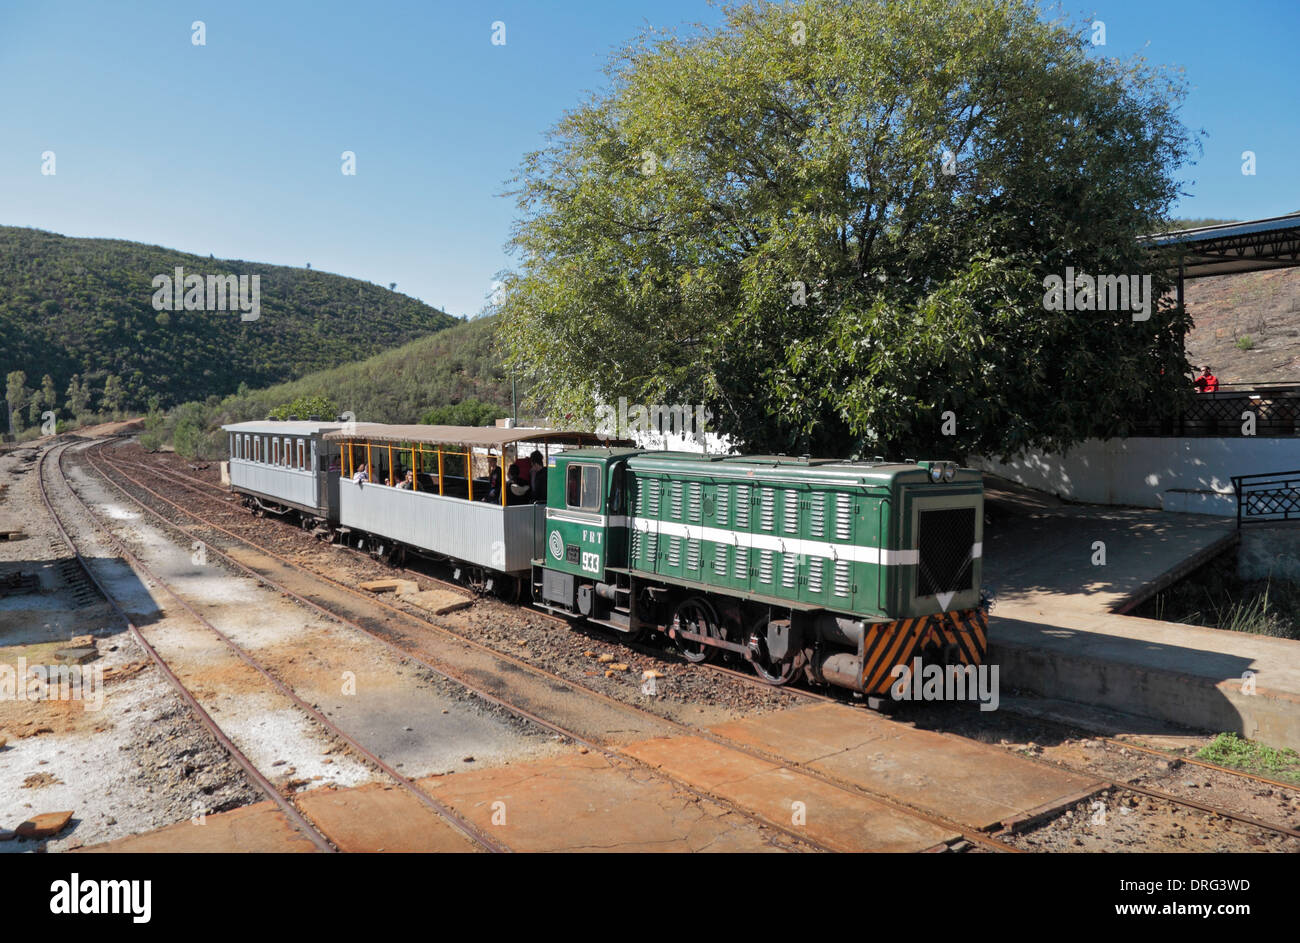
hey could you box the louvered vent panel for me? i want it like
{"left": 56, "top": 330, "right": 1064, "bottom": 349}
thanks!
{"left": 810, "top": 494, "right": 825, "bottom": 537}
{"left": 808, "top": 557, "right": 824, "bottom": 593}
{"left": 782, "top": 554, "right": 797, "bottom": 588}
{"left": 833, "top": 559, "right": 852, "bottom": 597}
{"left": 835, "top": 493, "right": 852, "bottom": 540}
{"left": 713, "top": 542, "right": 728, "bottom": 576}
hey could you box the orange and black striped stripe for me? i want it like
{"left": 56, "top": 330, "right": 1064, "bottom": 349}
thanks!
{"left": 858, "top": 608, "right": 988, "bottom": 695}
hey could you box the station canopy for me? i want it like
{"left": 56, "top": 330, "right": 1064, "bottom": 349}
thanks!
{"left": 323, "top": 422, "right": 618, "bottom": 450}
{"left": 1143, "top": 211, "right": 1300, "bottom": 279}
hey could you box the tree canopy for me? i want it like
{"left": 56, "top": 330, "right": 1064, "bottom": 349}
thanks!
{"left": 496, "top": 0, "right": 1198, "bottom": 459}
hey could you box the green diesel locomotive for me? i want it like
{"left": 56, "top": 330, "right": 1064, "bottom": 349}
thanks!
{"left": 533, "top": 449, "right": 987, "bottom": 696}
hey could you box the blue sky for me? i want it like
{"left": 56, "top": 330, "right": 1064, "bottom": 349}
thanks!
{"left": 1, "top": 1, "right": 1296, "bottom": 318}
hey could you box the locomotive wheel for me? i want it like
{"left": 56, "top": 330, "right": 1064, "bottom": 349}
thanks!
{"left": 746, "top": 614, "right": 798, "bottom": 686}
{"left": 671, "top": 596, "right": 720, "bottom": 664}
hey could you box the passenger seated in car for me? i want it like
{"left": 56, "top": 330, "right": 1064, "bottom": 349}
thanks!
{"left": 353, "top": 463, "right": 369, "bottom": 483}
{"left": 396, "top": 471, "right": 414, "bottom": 490}
{"left": 529, "top": 450, "right": 547, "bottom": 504}
{"left": 506, "top": 465, "right": 531, "bottom": 505}
{"left": 484, "top": 456, "right": 501, "bottom": 503}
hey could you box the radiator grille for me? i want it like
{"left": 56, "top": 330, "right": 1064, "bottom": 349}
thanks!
{"left": 688, "top": 482, "right": 702, "bottom": 523}
{"left": 833, "top": 559, "right": 852, "bottom": 597}
{"left": 713, "top": 543, "right": 728, "bottom": 576}
{"left": 666, "top": 535, "right": 681, "bottom": 567}
{"left": 686, "top": 538, "right": 700, "bottom": 571}
{"left": 639, "top": 478, "right": 659, "bottom": 516}
{"left": 781, "top": 553, "right": 797, "bottom": 588}
{"left": 758, "top": 549, "right": 773, "bottom": 583}
{"left": 734, "top": 545, "right": 748, "bottom": 581}
{"left": 760, "top": 488, "right": 775, "bottom": 531}
{"left": 735, "top": 485, "right": 749, "bottom": 527}
{"left": 834, "top": 493, "right": 852, "bottom": 540}
{"left": 810, "top": 494, "right": 825, "bottom": 537}
{"left": 670, "top": 482, "right": 682, "bottom": 520}
{"left": 808, "top": 557, "right": 823, "bottom": 593}
{"left": 915, "top": 506, "right": 977, "bottom": 597}
{"left": 716, "top": 485, "right": 729, "bottom": 523}
{"left": 783, "top": 491, "right": 799, "bottom": 534}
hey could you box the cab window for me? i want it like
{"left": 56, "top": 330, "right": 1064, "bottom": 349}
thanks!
{"left": 565, "top": 464, "right": 602, "bottom": 511}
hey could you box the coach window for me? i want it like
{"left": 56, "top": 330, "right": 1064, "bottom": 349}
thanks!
{"left": 284, "top": 438, "right": 292, "bottom": 468}
{"left": 565, "top": 463, "right": 602, "bottom": 512}
{"left": 297, "top": 439, "right": 305, "bottom": 470}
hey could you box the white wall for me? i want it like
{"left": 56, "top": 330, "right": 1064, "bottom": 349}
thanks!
{"left": 973, "top": 437, "right": 1300, "bottom": 513}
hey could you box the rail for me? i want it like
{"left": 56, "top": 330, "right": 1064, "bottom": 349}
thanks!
{"left": 1131, "top": 384, "right": 1300, "bottom": 437}
{"left": 1230, "top": 469, "right": 1300, "bottom": 525}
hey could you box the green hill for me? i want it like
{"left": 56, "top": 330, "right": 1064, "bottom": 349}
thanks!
{"left": 220, "top": 313, "right": 512, "bottom": 422}
{"left": 0, "top": 226, "right": 457, "bottom": 423}
{"left": 153, "top": 314, "right": 518, "bottom": 457}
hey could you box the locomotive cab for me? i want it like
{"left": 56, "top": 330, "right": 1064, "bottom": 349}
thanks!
{"left": 534, "top": 448, "right": 641, "bottom": 627}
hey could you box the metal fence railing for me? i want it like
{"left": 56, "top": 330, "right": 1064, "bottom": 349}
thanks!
{"left": 1231, "top": 469, "right": 1300, "bottom": 525}
{"left": 1131, "top": 384, "right": 1300, "bottom": 437}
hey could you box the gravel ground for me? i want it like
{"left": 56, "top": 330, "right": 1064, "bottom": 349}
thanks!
{"left": 1, "top": 437, "right": 262, "bottom": 851}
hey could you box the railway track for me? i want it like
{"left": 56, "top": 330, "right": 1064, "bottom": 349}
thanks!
{"left": 64, "top": 439, "right": 850, "bottom": 851}
{"left": 115, "top": 453, "right": 843, "bottom": 704}
{"left": 90, "top": 440, "right": 1300, "bottom": 849}
{"left": 84, "top": 439, "right": 1021, "bottom": 851}
{"left": 36, "top": 441, "right": 335, "bottom": 854}
{"left": 43, "top": 439, "right": 509, "bottom": 852}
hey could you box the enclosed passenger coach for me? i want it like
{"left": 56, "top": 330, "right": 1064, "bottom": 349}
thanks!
{"left": 223, "top": 420, "right": 346, "bottom": 526}
{"left": 324, "top": 423, "right": 609, "bottom": 596}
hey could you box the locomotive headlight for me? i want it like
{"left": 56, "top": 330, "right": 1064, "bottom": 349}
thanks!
{"left": 928, "top": 464, "right": 943, "bottom": 483}
{"left": 942, "top": 462, "right": 957, "bottom": 482}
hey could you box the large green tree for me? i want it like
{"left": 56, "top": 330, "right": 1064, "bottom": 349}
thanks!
{"left": 496, "top": 0, "right": 1197, "bottom": 458}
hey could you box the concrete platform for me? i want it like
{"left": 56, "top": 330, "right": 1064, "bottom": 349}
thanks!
{"left": 621, "top": 735, "right": 957, "bottom": 850}
{"left": 984, "top": 485, "right": 1300, "bottom": 750}
{"left": 991, "top": 610, "right": 1300, "bottom": 750}
{"left": 79, "top": 801, "right": 319, "bottom": 853}
{"left": 420, "top": 749, "right": 836, "bottom": 852}
{"left": 294, "top": 783, "right": 481, "bottom": 852}
{"left": 984, "top": 498, "right": 1237, "bottom": 615}
{"left": 705, "top": 703, "right": 1103, "bottom": 831}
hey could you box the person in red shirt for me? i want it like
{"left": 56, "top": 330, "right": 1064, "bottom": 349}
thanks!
{"left": 1193, "top": 365, "right": 1219, "bottom": 393}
